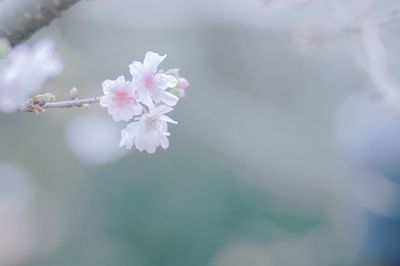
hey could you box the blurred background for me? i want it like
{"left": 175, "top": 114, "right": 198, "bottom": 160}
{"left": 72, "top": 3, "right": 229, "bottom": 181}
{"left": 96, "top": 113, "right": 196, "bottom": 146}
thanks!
{"left": 1, "top": 0, "right": 400, "bottom": 265}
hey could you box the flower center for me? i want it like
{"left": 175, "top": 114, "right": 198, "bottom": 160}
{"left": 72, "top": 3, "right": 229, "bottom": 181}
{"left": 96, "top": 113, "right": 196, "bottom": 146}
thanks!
{"left": 144, "top": 116, "right": 160, "bottom": 131}
{"left": 144, "top": 74, "right": 155, "bottom": 90}
{"left": 114, "top": 89, "right": 131, "bottom": 106}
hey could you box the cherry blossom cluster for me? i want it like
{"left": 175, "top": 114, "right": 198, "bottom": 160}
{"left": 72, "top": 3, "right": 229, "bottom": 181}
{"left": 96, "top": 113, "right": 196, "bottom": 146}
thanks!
{"left": 100, "top": 52, "right": 189, "bottom": 154}
{"left": 0, "top": 39, "right": 189, "bottom": 154}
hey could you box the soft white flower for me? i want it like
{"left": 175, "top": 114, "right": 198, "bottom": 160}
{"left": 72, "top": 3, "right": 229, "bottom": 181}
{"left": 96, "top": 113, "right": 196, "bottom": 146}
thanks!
{"left": 119, "top": 105, "right": 177, "bottom": 153}
{"left": 0, "top": 39, "right": 63, "bottom": 113}
{"left": 129, "top": 51, "right": 178, "bottom": 108}
{"left": 100, "top": 76, "right": 142, "bottom": 121}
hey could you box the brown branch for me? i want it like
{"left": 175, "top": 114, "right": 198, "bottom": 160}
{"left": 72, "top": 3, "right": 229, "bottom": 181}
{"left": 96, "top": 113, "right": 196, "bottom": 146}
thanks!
{"left": 18, "top": 96, "right": 101, "bottom": 112}
{"left": 0, "top": 0, "right": 82, "bottom": 46}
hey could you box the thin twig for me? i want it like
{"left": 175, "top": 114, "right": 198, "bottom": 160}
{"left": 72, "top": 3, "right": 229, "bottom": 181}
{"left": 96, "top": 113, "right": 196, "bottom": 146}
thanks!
{"left": 18, "top": 96, "right": 101, "bottom": 112}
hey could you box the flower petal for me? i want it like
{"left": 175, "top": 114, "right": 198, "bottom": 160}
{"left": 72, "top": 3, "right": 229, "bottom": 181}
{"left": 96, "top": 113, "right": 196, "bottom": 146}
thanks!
{"left": 151, "top": 105, "right": 174, "bottom": 116}
{"left": 140, "top": 94, "right": 155, "bottom": 109}
{"left": 156, "top": 90, "right": 179, "bottom": 106}
{"left": 143, "top": 51, "right": 166, "bottom": 73}
{"left": 156, "top": 74, "right": 177, "bottom": 89}
{"left": 160, "top": 135, "right": 169, "bottom": 149}
{"left": 160, "top": 115, "right": 177, "bottom": 124}
{"left": 129, "top": 61, "right": 147, "bottom": 77}
{"left": 102, "top": 79, "right": 114, "bottom": 94}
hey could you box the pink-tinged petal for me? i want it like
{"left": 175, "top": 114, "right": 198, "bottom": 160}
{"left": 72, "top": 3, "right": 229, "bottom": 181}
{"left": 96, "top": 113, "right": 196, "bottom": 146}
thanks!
{"left": 119, "top": 128, "right": 131, "bottom": 148}
{"left": 134, "top": 135, "right": 146, "bottom": 152}
{"left": 99, "top": 95, "right": 111, "bottom": 107}
{"left": 156, "top": 74, "right": 177, "bottom": 89}
{"left": 133, "top": 104, "right": 143, "bottom": 116}
{"left": 145, "top": 146, "right": 157, "bottom": 154}
{"left": 116, "top": 75, "right": 126, "bottom": 83}
{"left": 111, "top": 99, "right": 140, "bottom": 121}
{"left": 100, "top": 77, "right": 141, "bottom": 121}
{"left": 123, "top": 102, "right": 142, "bottom": 118}
{"left": 145, "top": 132, "right": 160, "bottom": 152}
{"left": 178, "top": 78, "right": 190, "bottom": 90}
{"left": 143, "top": 51, "right": 166, "bottom": 73}
{"left": 129, "top": 61, "right": 147, "bottom": 77}
{"left": 151, "top": 105, "right": 174, "bottom": 116}
{"left": 125, "top": 122, "right": 140, "bottom": 138}
{"left": 102, "top": 79, "right": 114, "bottom": 94}
{"left": 160, "top": 115, "right": 177, "bottom": 124}
{"left": 119, "top": 122, "right": 139, "bottom": 149}
{"left": 160, "top": 135, "right": 169, "bottom": 149}
{"left": 140, "top": 94, "right": 155, "bottom": 109}
{"left": 109, "top": 108, "right": 124, "bottom": 122}
{"left": 159, "top": 90, "right": 179, "bottom": 106}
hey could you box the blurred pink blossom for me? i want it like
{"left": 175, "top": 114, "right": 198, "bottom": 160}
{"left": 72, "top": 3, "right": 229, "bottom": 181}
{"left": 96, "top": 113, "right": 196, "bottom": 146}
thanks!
{"left": 0, "top": 39, "right": 63, "bottom": 113}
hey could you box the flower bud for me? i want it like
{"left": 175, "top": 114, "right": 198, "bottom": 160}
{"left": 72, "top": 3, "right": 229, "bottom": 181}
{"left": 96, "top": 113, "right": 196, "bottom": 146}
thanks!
{"left": 178, "top": 78, "right": 190, "bottom": 90}
{"left": 168, "top": 77, "right": 189, "bottom": 99}
{"left": 69, "top": 87, "right": 79, "bottom": 100}
{"left": 43, "top": 93, "right": 56, "bottom": 102}
{"left": 32, "top": 93, "right": 55, "bottom": 105}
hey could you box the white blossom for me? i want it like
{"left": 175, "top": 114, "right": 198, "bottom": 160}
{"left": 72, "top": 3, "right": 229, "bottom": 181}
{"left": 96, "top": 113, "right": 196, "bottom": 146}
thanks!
{"left": 119, "top": 105, "right": 177, "bottom": 153}
{"left": 129, "top": 51, "right": 178, "bottom": 108}
{"left": 100, "top": 76, "right": 142, "bottom": 121}
{"left": 0, "top": 39, "right": 63, "bottom": 113}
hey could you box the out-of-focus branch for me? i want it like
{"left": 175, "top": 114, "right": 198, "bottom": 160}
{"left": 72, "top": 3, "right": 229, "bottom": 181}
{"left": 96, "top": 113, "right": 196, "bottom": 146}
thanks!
{"left": 360, "top": 23, "right": 400, "bottom": 112}
{"left": 373, "top": 8, "right": 400, "bottom": 27}
{"left": 18, "top": 96, "right": 101, "bottom": 112}
{"left": 0, "top": 0, "right": 82, "bottom": 46}
{"left": 345, "top": 8, "right": 400, "bottom": 33}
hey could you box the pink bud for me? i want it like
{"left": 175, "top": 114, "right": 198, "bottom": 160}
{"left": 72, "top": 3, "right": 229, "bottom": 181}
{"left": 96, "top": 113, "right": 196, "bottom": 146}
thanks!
{"left": 178, "top": 78, "right": 190, "bottom": 90}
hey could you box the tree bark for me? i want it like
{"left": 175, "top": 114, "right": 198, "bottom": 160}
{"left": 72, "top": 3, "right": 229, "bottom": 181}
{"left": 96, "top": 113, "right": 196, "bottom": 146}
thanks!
{"left": 0, "top": 0, "right": 82, "bottom": 46}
